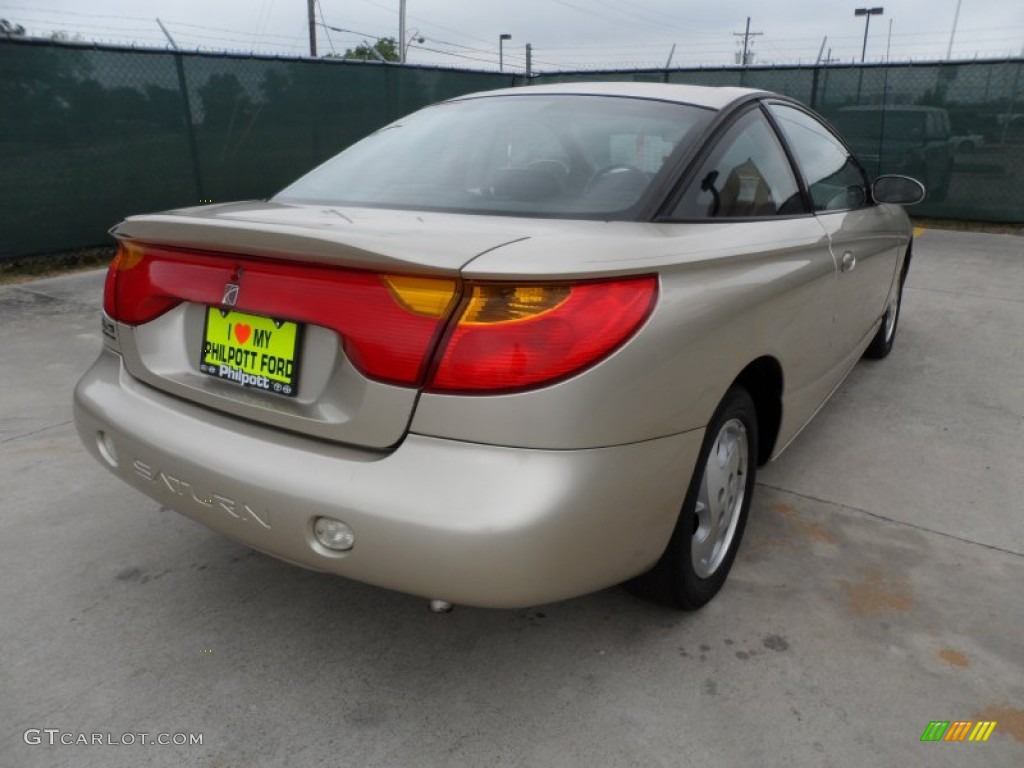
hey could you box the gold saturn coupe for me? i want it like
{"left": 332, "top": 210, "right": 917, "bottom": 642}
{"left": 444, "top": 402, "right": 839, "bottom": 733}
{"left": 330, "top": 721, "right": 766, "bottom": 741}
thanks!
{"left": 74, "top": 83, "right": 924, "bottom": 611}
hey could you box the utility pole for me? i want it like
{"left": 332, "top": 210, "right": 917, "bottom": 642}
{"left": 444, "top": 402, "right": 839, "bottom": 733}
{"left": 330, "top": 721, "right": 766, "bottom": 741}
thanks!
{"left": 733, "top": 17, "right": 762, "bottom": 67}
{"left": 399, "top": 0, "right": 407, "bottom": 64}
{"left": 525, "top": 43, "right": 533, "bottom": 78}
{"left": 810, "top": 36, "right": 828, "bottom": 108}
{"left": 307, "top": 0, "right": 317, "bottom": 57}
{"left": 819, "top": 47, "right": 840, "bottom": 109}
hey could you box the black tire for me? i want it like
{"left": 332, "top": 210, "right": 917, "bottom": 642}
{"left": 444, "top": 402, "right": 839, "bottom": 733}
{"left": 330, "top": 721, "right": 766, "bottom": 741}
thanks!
{"left": 628, "top": 387, "right": 758, "bottom": 610}
{"left": 864, "top": 266, "right": 907, "bottom": 360}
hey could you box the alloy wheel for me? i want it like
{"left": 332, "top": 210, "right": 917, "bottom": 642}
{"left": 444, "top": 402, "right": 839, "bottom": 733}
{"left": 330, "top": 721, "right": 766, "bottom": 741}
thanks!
{"left": 692, "top": 418, "right": 748, "bottom": 578}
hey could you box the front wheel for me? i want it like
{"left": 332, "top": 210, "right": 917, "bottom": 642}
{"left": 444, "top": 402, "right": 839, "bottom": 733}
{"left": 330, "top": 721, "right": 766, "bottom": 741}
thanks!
{"left": 864, "top": 276, "right": 904, "bottom": 360}
{"left": 628, "top": 387, "right": 758, "bottom": 610}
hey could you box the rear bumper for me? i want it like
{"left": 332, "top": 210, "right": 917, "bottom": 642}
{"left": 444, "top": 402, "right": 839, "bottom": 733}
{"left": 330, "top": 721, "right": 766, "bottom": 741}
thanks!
{"left": 74, "top": 349, "right": 702, "bottom": 608}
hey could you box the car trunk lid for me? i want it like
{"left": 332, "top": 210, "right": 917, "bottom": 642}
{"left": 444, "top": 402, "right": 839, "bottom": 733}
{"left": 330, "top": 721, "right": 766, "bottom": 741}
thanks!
{"left": 107, "top": 202, "right": 530, "bottom": 451}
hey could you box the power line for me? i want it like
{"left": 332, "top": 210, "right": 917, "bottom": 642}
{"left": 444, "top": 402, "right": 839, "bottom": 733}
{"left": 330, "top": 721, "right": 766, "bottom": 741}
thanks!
{"left": 6, "top": 9, "right": 309, "bottom": 44}
{"left": 316, "top": 22, "right": 392, "bottom": 43}
{"left": 589, "top": 0, "right": 719, "bottom": 33}
{"left": 6, "top": 2, "right": 1022, "bottom": 69}
{"left": 316, "top": 0, "right": 336, "bottom": 55}
{"left": 315, "top": 21, "right": 516, "bottom": 67}
{"left": 407, "top": 43, "right": 504, "bottom": 67}
{"left": 352, "top": 0, "right": 498, "bottom": 49}
{"left": 548, "top": 0, "right": 679, "bottom": 34}
{"left": 11, "top": 15, "right": 311, "bottom": 50}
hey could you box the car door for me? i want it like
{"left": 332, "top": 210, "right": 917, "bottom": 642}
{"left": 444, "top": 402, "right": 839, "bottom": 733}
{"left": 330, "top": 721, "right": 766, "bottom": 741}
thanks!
{"left": 766, "top": 102, "right": 901, "bottom": 358}
{"left": 660, "top": 105, "right": 843, "bottom": 444}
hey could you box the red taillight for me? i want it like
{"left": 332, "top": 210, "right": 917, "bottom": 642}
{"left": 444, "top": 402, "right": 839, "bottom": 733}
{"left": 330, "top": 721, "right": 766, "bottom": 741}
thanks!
{"left": 104, "top": 243, "right": 458, "bottom": 386}
{"left": 104, "top": 242, "right": 181, "bottom": 325}
{"left": 427, "top": 277, "right": 657, "bottom": 393}
{"left": 104, "top": 242, "right": 656, "bottom": 392}
{"left": 102, "top": 251, "right": 118, "bottom": 317}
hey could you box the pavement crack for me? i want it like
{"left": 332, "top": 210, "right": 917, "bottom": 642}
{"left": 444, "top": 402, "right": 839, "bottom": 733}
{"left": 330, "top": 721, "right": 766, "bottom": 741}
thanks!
{"left": 756, "top": 481, "right": 1024, "bottom": 559}
{"left": 1, "top": 420, "right": 74, "bottom": 444}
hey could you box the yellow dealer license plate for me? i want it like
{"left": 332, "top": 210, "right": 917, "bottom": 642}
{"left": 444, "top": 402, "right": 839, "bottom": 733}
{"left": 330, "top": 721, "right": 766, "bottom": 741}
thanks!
{"left": 200, "top": 308, "right": 302, "bottom": 397}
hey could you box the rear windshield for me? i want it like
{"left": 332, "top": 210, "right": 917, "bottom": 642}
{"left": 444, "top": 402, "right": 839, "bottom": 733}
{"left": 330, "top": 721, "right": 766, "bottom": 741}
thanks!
{"left": 274, "top": 95, "right": 713, "bottom": 217}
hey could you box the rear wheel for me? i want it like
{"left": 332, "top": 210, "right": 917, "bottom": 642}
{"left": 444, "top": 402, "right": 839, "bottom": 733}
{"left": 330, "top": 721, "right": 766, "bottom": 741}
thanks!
{"left": 628, "top": 387, "right": 758, "bottom": 610}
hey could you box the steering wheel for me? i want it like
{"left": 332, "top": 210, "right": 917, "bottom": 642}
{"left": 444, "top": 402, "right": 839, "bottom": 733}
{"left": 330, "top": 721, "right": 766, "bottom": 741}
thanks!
{"left": 823, "top": 185, "right": 867, "bottom": 211}
{"left": 526, "top": 158, "right": 571, "bottom": 181}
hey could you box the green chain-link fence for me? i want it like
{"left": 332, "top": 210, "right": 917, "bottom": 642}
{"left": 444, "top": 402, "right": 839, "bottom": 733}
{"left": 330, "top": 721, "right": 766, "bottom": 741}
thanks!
{"left": 2, "top": 38, "right": 1022, "bottom": 259}
{"left": 536, "top": 60, "right": 1024, "bottom": 224}
{"left": 0, "top": 39, "right": 510, "bottom": 259}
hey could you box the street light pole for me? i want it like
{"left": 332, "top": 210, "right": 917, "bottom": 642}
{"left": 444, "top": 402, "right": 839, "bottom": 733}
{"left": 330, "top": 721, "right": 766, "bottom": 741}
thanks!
{"left": 854, "top": 7, "right": 884, "bottom": 63}
{"left": 499, "top": 33, "right": 511, "bottom": 72}
{"left": 403, "top": 29, "right": 424, "bottom": 62}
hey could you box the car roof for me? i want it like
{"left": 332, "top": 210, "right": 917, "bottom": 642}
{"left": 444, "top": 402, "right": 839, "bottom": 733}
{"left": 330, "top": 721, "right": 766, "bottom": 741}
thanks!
{"left": 448, "top": 81, "right": 767, "bottom": 111}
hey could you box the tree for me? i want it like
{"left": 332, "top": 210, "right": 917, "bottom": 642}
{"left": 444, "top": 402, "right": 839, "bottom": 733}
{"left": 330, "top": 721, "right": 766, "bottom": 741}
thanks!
{"left": 0, "top": 35, "right": 93, "bottom": 142}
{"left": 259, "top": 66, "right": 312, "bottom": 124}
{"left": 0, "top": 18, "right": 26, "bottom": 36}
{"left": 143, "top": 84, "right": 184, "bottom": 129}
{"left": 49, "top": 30, "right": 84, "bottom": 42}
{"left": 197, "top": 73, "right": 252, "bottom": 128}
{"left": 341, "top": 37, "right": 398, "bottom": 63}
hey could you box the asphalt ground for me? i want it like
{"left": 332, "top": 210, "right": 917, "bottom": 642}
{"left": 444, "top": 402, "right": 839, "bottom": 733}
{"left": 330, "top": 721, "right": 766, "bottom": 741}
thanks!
{"left": 1, "top": 228, "right": 1022, "bottom": 767}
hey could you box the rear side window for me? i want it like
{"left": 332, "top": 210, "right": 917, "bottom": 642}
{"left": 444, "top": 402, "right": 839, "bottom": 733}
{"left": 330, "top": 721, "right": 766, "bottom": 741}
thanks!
{"left": 768, "top": 104, "right": 869, "bottom": 212}
{"left": 671, "top": 108, "right": 804, "bottom": 219}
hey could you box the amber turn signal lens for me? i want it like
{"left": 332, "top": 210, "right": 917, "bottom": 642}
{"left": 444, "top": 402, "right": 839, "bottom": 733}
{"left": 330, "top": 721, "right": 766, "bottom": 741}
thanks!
{"left": 460, "top": 285, "right": 571, "bottom": 324}
{"left": 382, "top": 275, "right": 458, "bottom": 318}
{"left": 115, "top": 241, "right": 146, "bottom": 271}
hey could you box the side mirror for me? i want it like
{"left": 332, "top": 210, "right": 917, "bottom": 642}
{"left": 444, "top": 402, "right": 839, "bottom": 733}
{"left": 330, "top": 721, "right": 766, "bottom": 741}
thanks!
{"left": 872, "top": 175, "right": 926, "bottom": 205}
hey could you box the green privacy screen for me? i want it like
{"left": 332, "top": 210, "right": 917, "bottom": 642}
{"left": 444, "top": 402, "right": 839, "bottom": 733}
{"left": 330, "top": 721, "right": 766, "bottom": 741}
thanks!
{"left": 1, "top": 38, "right": 1022, "bottom": 259}
{"left": 0, "top": 39, "right": 510, "bottom": 259}
{"left": 536, "top": 60, "right": 1024, "bottom": 224}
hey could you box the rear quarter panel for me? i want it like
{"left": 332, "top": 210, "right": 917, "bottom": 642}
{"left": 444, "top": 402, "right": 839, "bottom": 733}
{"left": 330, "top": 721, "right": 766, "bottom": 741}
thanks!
{"left": 411, "top": 218, "right": 840, "bottom": 450}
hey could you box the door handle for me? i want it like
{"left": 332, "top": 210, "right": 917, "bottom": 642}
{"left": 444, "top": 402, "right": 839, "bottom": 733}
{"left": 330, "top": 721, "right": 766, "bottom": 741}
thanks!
{"left": 841, "top": 251, "right": 857, "bottom": 273}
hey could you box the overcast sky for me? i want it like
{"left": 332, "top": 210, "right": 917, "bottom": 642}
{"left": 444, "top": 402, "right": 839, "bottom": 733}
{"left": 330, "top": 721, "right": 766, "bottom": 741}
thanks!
{"left": 2, "top": 1, "right": 1022, "bottom": 71}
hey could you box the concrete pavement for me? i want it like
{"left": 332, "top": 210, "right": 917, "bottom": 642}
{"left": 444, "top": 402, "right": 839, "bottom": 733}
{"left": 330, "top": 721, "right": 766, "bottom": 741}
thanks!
{"left": 1, "top": 229, "right": 1022, "bottom": 767}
